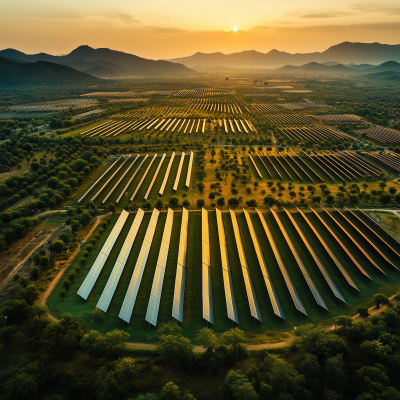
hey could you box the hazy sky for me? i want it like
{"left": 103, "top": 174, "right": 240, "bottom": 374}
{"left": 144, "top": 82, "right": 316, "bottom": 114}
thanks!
{"left": 1, "top": 0, "right": 400, "bottom": 59}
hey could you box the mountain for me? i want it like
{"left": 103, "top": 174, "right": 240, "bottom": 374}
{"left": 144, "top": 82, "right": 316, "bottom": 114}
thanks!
{"left": 167, "top": 42, "right": 400, "bottom": 69}
{"left": 83, "top": 66, "right": 120, "bottom": 78}
{"left": 0, "top": 45, "right": 198, "bottom": 76}
{"left": 363, "top": 71, "right": 400, "bottom": 78}
{"left": 363, "top": 61, "right": 400, "bottom": 73}
{"left": 63, "top": 59, "right": 129, "bottom": 76}
{"left": 279, "top": 62, "right": 354, "bottom": 73}
{"left": 0, "top": 56, "right": 100, "bottom": 86}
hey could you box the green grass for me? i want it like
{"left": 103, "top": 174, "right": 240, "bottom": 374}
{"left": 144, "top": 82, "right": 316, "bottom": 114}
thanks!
{"left": 48, "top": 209, "right": 400, "bottom": 342}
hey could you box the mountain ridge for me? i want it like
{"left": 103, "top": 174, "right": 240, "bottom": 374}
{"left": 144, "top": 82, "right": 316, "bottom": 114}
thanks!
{"left": 167, "top": 42, "right": 400, "bottom": 69}
{"left": 0, "top": 45, "right": 198, "bottom": 77}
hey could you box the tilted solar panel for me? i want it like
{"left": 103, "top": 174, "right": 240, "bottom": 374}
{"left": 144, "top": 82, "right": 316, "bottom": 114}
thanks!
{"left": 119, "top": 208, "right": 160, "bottom": 323}
{"left": 159, "top": 152, "right": 176, "bottom": 195}
{"left": 202, "top": 208, "right": 214, "bottom": 324}
{"left": 77, "top": 210, "right": 129, "bottom": 300}
{"left": 229, "top": 210, "right": 262, "bottom": 321}
{"left": 172, "top": 208, "right": 189, "bottom": 322}
{"left": 96, "top": 209, "right": 145, "bottom": 312}
{"left": 145, "top": 208, "right": 174, "bottom": 326}
{"left": 185, "top": 152, "right": 194, "bottom": 188}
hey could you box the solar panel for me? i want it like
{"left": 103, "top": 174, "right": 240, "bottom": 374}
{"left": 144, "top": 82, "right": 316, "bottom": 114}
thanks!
{"left": 77, "top": 210, "right": 129, "bottom": 300}
{"left": 159, "top": 152, "right": 176, "bottom": 195}
{"left": 130, "top": 154, "right": 157, "bottom": 201}
{"left": 185, "top": 152, "right": 194, "bottom": 188}
{"left": 173, "top": 153, "right": 185, "bottom": 191}
{"left": 283, "top": 207, "right": 346, "bottom": 302}
{"left": 270, "top": 208, "right": 328, "bottom": 310}
{"left": 145, "top": 208, "right": 174, "bottom": 326}
{"left": 102, "top": 155, "right": 139, "bottom": 203}
{"left": 322, "top": 208, "right": 386, "bottom": 275}
{"left": 96, "top": 209, "right": 145, "bottom": 312}
{"left": 309, "top": 207, "right": 371, "bottom": 279}
{"left": 256, "top": 209, "right": 306, "bottom": 315}
{"left": 336, "top": 207, "right": 400, "bottom": 269}
{"left": 215, "top": 209, "right": 239, "bottom": 324}
{"left": 202, "top": 208, "right": 214, "bottom": 324}
{"left": 229, "top": 210, "right": 262, "bottom": 321}
{"left": 116, "top": 154, "right": 149, "bottom": 203}
{"left": 243, "top": 209, "right": 285, "bottom": 319}
{"left": 144, "top": 154, "right": 166, "bottom": 200}
{"left": 248, "top": 153, "right": 263, "bottom": 178}
{"left": 296, "top": 208, "right": 358, "bottom": 291}
{"left": 78, "top": 155, "right": 123, "bottom": 203}
{"left": 119, "top": 208, "right": 160, "bottom": 323}
{"left": 172, "top": 208, "right": 189, "bottom": 322}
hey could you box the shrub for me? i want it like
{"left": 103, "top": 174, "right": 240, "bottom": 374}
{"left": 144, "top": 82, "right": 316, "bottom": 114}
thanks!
{"left": 60, "top": 289, "right": 66, "bottom": 298}
{"left": 80, "top": 257, "right": 87, "bottom": 266}
{"left": 357, "top": 306, "right": 369, "bottom": 318}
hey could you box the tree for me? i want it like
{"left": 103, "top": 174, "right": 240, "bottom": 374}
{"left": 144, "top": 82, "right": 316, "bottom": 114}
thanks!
{"left": 196, "top": 327, "right": 217, "bottom": 348}
{"left": 50, "top": 240, "right": 65, "bottom": 256}
{"left": 300, "top": 353, "right": 323, "bottom": 396}
{"left": 21, "top": 285, "right": 39, "bottom": 305}
{"left": 47, "top": 176, "right": 60, "bottom": 189}
{"left": 103, "top": 329, "right": 130, "bottom": 358}
{"left": 80, "top": 330, "right": 105, "bottom": 359}
{"left": 357, "top": 306, "right": 369, "bottom": 318}
{"left": 373, "top": 293, "right": 389, "bottom": 308}
{"left": 79, "top": 211, "right": 93, "bottom": 227}
{"left": 196, "top": 198, "right": 205, "bottom": 208}
{"left": 91, "top": 307, "right": 106, "bottom": 322}
{"left": 30, "top": 304, "right": 48, "bottom": 320}
{"left": 168, "top": 196, "right": 179, "bottom": 209}
{"left": 333, "top": 315, "right": 353, "bottom": 330}
{"left": 228, "top": 197, "right": 239, "bottom": 208}
{"left": 245, "top": 199, "right": 257, "bottom": 209}
{"left": 380, "top": 192, "right": 392, "bottom": 205}
{"left": 221, "top": 328, "right": 244, "bottom": 350}
{"left": 196, "top": 181, "right": 205, "bottom": 194}
{"left": 223, "top": 370, "right": 258, "bottom": 400}
{"left": 157, "top": 320, "right": 182, "bottom": 338}
{"left": 217, "top": 196, "right": 225, "bottom": 209}
{"left": 263, "top": 194, "right": 275, "bottom": 206}
{"left": 158, "top": 334, "right": 193, "bottom": 369}
{"left": 4, "top": 372, "right": 39, "bottom": 400}
{"left": 155, "top": 199, "right": 164, "bottom": 210}
{"left": 360, "top": 340, "right": 392, "bottom": 362}
{"left": 323, "top": 354, "right": 348, "bottom": 392}
{"left": 107, "top": 204, "right": 116, "bottom": 214}
{"left": 182, "top": 199, "right": 190, "bottom": 209}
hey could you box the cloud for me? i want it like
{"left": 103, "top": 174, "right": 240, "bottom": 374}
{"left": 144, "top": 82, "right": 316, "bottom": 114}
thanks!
{"left": 142, "top": 26, "right": 187, "bottom": 33}
{"left": 298, "top": 12, "right": 353, "bottom": 19}
{"left": 352, "top": 3, "right": 400, "bottom": 15}
{"left": 111, "top": 13, "right": 141, "bottom": 24}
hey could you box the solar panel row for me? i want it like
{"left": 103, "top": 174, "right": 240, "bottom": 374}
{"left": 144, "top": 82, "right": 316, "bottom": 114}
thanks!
{"left": 283, "top": 208, "right": 346, "bottom": 303}
{"left": 243, "top": 209, "right": 285, "bottom": 319}
{"left": 96, "top": 209, "right": 145, "bottom": 312}
{"left": 248, "top": 154, "right": 263, "bottom": 179}
{"left": 144, "top": 154, "right": 166, "bottom": 200}
{"left": 130, "top": 154, "right": 157, "bottom": 201}
{"left": 255, "top": 209, "right": 307, "bottom": 315}
{"left": 270, "top": 208, "right": 328, "bottom": 310}
{"left": 116, "top": 155, "right": 149, "bottom": 203}
{"left": 202, "top": 208, "right": 214, "bottom": 324}
{"left": 159, "top": 152, "right": 176, "bottom": 195}
{"left": 215, "top": 208, "right": 239, "bottom": 324}
{"left": 77, "top": 210, "right": 130, "bottom": 300}
{"left": 119, "top": 208, "right": 160, "bottom": 323}
{"left": 186, "top": 152, "right": 194, "bottom": 188}
{"left": 173, "top": 152, "right": 186, "bottom": 192}
{"left": 172, "top": 208, "right": 189, "bottom": 322}
{"left": 146, "top": 208, "right": 174, "bottom": 326}
{"left": 78, "top": 155, "right": 123, "bottom": 203}
{"left": 229, "top": 210, "right": 262, "bottom": 322}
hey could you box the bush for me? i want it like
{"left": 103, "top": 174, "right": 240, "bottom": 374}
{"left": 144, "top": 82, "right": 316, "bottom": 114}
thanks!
{"left": 357, "top": 306, "right": 369, "bottom": 318}
{"left": 60, "top": 289, "right": 66, "bottom": 298}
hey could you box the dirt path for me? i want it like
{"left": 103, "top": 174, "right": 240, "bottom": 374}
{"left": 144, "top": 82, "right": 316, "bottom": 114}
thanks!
{"left": 39, "top": 213, "right": 110, "bottom": 315}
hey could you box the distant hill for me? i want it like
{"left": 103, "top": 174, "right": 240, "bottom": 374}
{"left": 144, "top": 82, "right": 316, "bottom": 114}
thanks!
{"left": 279, "top": 62, "right": 354, "bottom": 73}
{"left": 0, "top": 45, "right": 198, "bottom": 77}
{"left": 64, "top": 59, "right": 129, "bottom": 76}
{"left": 167, "top": 42, "right": 400, "bottom": 69}
{"left": 0, "top": 56, "right": 101, "bottom": 86}
{"left": 363, "top": 61, "right": 400, "bottom": 73}
{"left": 83, "top": 66, "right": 120, "bottom": 78}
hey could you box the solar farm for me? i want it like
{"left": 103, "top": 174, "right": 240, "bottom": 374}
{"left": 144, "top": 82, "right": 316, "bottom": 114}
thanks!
{"left": 49, "top": 206, "right": 400, "bottom": 341}
{"left": 44, "top": 79, "right": 400, "bottom": 342}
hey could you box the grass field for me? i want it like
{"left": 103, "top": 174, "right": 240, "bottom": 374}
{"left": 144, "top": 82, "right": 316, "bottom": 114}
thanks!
{"left": 47, "top": 207, "right": 400, "bottom": 343}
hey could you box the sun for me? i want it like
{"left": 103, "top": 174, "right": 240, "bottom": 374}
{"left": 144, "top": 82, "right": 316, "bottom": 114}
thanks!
{"left": 233, "top": 27, "right": 238, "bottom": 32}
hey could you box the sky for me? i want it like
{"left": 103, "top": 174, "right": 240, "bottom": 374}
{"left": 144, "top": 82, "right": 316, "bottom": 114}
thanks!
{"left": 1, "top": 0, "right": 400, "bottom": 59}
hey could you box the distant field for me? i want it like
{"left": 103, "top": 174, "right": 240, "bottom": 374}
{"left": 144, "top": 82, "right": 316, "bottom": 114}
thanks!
{"left": 48, "top": 208, "right": 400, "bottom": 343}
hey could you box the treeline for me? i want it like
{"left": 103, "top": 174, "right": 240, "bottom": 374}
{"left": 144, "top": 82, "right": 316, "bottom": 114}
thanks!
{"left": 0, "top": 293, "right": 399, "bottom": 400}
